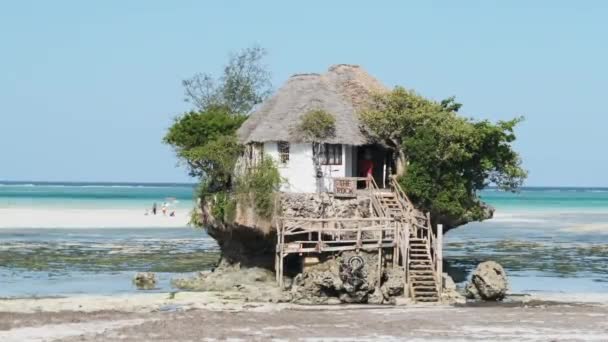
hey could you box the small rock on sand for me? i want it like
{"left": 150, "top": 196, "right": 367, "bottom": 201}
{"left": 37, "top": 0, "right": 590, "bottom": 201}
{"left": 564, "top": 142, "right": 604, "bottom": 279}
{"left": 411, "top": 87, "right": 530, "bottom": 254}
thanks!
{"left": 133, "top": 272, "right": 157, "bottom": 290}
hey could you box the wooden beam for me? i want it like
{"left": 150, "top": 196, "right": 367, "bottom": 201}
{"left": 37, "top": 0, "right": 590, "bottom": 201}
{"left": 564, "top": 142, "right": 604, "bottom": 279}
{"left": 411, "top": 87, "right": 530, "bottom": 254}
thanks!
{"left": 437, "top": 223, "right": 443, "bottom": 297}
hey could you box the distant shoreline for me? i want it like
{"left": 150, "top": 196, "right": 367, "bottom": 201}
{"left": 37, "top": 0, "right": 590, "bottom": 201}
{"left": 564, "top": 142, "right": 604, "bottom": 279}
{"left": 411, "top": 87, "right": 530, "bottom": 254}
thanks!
{"left": 0, "top": 180, "right": 197, "bottom": 188}
{"left": 0, "top": 208, "right": 190, "bottom": 229}
{"left": 3, "top": 181, "right": 608, "bottom": 190}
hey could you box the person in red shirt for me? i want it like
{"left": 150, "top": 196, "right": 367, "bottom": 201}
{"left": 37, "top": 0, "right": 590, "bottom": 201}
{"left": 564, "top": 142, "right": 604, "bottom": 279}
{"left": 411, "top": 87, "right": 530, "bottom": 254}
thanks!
{"left": 358, "top": 149, "right": 374, "bottom": 188}
{"left": 359, "top": 159, "right": 374, "bottom": 178}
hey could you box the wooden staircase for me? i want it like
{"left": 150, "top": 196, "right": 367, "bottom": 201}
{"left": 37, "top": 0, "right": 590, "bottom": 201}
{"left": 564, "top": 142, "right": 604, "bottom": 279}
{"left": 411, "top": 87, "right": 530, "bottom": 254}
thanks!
{"left": 369, "top": 177, "right": 442, "bottom": 303}
{"left": 377, "top": 193, "right": 407, "bottom": 219}
{"left": 409, "top": 238, "right": 439, "bottom": 302}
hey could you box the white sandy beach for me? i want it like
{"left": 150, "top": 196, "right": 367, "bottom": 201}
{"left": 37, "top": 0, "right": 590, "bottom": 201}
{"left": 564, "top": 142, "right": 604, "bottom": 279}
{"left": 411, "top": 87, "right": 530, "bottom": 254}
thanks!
{"left": 0, "top": 208, "right": 190, "bottom": 228}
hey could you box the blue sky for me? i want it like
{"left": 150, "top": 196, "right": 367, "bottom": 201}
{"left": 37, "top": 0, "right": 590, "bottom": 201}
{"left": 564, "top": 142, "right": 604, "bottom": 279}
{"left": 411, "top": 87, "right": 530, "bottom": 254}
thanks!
{"left": 1, "top": 1, "right": 607, "bottom": 186}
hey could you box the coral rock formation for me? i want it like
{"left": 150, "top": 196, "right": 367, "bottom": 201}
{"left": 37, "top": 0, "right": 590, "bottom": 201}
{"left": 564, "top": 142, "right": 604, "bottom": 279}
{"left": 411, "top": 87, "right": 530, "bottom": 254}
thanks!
{"left": 465, "top": 261, "right": 509, "bottom": 301}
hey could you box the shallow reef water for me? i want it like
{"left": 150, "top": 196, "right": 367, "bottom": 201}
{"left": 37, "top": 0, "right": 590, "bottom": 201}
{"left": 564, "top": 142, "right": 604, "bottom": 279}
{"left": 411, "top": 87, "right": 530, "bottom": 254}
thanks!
{"left": 446, "top": 208, "right": 608, "bottom": 294}
{"left": 0, "top": 228, "right": 220, "bottom": 297}
{"left": 4, "top": 185, "right": 608, "bottom": 297}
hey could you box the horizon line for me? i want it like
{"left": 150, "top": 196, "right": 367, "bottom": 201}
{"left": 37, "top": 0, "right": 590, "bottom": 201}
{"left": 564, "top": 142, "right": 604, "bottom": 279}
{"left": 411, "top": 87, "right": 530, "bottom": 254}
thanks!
{"left": 2, "top": 180, "right": 608, "bottom": 189}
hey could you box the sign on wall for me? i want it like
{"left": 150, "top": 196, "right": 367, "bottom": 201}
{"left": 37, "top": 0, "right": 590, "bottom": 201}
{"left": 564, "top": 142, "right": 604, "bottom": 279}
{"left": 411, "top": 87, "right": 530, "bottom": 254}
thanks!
{"left": 333, "top": 178, "right": 357, "bottom": 198}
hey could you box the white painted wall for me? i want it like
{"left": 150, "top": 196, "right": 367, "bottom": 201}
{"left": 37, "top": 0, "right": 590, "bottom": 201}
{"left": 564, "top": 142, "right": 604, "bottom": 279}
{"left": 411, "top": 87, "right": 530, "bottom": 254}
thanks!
{"left": 262, "top": 142, "right": 353, "bottom": 193}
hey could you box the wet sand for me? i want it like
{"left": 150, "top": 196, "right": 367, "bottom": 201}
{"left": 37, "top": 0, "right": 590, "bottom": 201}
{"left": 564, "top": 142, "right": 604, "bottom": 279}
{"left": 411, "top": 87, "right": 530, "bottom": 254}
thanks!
{"left": 2, "top": 293, "right": 608, "bottom": 341}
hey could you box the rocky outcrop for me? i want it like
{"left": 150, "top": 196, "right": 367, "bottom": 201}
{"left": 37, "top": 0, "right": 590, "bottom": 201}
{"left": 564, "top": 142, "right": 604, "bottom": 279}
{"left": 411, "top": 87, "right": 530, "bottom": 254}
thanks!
{"left": 438, "top": 202, "right": 495, "bottom": 233}
{"left": 441, "top": 273, "right": 465, "bottom": 304}
{"left": 465, "top": 261, "right": 508, "bottom": 301}
{"left": 195, "top": 193, "right": 440, "bottom": 305}
{"left": 204, "top": 193, "right": 372, "bottom": 271}
{"left": 289, "top": 251, "right": 405, "bottom": 304}
{"left": 172, "top": 259, "right": 289, "bottom": 303}
{"left": 133, "top": 272, "right": 157, "bottom": 290}
{"left": 280, "top": 193, "right": 371, "bottom": 219}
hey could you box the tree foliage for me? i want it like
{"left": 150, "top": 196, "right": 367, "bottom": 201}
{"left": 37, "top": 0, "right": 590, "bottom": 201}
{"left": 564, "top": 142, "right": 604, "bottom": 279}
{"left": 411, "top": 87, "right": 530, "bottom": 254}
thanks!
{"left": 165, "top": 46, "right": 272, "bottom": 189}
{"left": 165, "top": 46, "right": 276, "bottom": 226}
{"left": 362, "top": 87, "right": 527, "bottom": 227}
{"left": 235, "top": 158, "right": 283, "bottom": 218}
{"left": 163, "top": 107, "right": 246, "bottom": 189}
{"left": 182, "top": 45, "right": 272, "bottom": 114}
{"left": 298, "top": 109, "right": 336, "bottom": 141}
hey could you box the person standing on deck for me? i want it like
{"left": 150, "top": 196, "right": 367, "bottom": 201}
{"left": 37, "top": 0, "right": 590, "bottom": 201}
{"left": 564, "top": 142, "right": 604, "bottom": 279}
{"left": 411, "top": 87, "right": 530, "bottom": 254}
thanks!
{"left": 358, "top": 148, "right": 374, "bottom": 188}
{"left": 359, "top": 149, "right": 374, "bottom": 177}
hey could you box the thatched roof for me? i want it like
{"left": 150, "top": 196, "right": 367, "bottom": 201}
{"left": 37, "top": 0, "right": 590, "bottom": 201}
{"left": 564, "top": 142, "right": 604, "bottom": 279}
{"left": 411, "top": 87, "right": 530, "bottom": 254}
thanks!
{"left": 237, "top": 64, "right": 387, "bottom": 145}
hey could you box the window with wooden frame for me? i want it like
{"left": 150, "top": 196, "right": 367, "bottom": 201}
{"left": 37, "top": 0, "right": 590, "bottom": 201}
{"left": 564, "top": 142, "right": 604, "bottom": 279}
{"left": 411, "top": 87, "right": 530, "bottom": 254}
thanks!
{"left": 277, "top": 141, "right": 290, "bottom": 165}
{"left": 319, "top": 143, "right": 342, "bottom": 165}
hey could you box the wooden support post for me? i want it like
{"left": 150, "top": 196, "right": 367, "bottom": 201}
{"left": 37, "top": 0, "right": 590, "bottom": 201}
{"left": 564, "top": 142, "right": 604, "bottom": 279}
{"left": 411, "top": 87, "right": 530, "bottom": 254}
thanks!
{"left": 276, "top": 221, "right": 281, "bottom": 285}
{"left": 404, "top": 223, "right": 410, "bottom": 294}
{"left": 377, "top": 247, "right": 383, "bottom": 281}
{"left": 377, "top": 222, "right": 384, "bottom": 280}
{"left": 437, "top": 224, "right": 443, "bottom": 297}
{"left": 356, "top": 222, "right": 361, "bottom": 251}
{"left": 393, "top": 222, "right": 399, "bottom": 269}
{"left": 279, "top": 222, "right": 285, "bottom": 289}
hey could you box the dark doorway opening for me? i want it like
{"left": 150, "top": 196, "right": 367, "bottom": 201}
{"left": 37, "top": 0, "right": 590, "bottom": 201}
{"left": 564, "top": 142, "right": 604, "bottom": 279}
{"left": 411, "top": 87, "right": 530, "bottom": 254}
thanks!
{"left": 355, "top": 145, "right": 394, "bottom": 189}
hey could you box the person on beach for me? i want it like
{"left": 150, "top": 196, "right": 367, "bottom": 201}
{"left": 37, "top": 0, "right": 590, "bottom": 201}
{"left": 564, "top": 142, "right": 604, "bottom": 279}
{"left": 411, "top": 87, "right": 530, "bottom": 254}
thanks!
{"left": 152, "top": 202, "right": 157, "bottom": 215}
{"left": 162, "top": 202, "right": 167, "bottom": 216}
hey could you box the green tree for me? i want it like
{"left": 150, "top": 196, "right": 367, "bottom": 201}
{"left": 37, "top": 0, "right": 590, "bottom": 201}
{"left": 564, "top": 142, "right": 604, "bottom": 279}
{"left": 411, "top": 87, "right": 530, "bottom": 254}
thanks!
{"left": 298, "top": 109, "right": 336, "bottom": 192}
{"left": 164, "top": 46, "right": 273, "bottom": 226}
{"left": 163, "top": 107, "right": 246, "bottom": 186}
{"left": 165, "top": 46, "right": 272, "bottom": 186}
{"left": 182, "top": 45, "right": 272, "bottom": 114}
{"left": 361, "top": 87, "right": 527, "bottom": 229}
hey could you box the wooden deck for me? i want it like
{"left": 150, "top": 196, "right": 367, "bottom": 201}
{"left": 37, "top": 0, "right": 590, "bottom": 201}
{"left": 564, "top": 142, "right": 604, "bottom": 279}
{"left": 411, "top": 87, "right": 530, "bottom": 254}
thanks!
{"left": 275, "top": 176, "right": 444, "bottom": 302}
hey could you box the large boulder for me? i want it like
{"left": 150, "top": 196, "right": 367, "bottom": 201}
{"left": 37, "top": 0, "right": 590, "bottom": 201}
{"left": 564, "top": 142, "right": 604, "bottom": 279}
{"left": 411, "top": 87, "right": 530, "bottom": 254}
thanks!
{"left": 465, "top": 261, "right": 508, "bottom": 301}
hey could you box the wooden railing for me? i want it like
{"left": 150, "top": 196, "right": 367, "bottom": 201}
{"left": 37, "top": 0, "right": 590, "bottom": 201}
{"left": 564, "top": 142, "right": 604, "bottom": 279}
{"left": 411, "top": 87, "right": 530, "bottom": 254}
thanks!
{"left": 275, "top": 175, "right": 444, "bottom": 298}
{"left": 276, "top": 217, "right": 395, "bottom": 287}
{"left": 389, "top": 176, "right": 442, "bottom": 297}
{"left": 367, "top": 176, "right": 388, "bottom": 218}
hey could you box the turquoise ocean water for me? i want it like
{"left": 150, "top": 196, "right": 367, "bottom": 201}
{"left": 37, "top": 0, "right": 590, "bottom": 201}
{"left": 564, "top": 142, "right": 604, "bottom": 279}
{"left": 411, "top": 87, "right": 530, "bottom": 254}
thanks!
{"left": 2, "top": 182, "right": 608, "bottom": 297}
